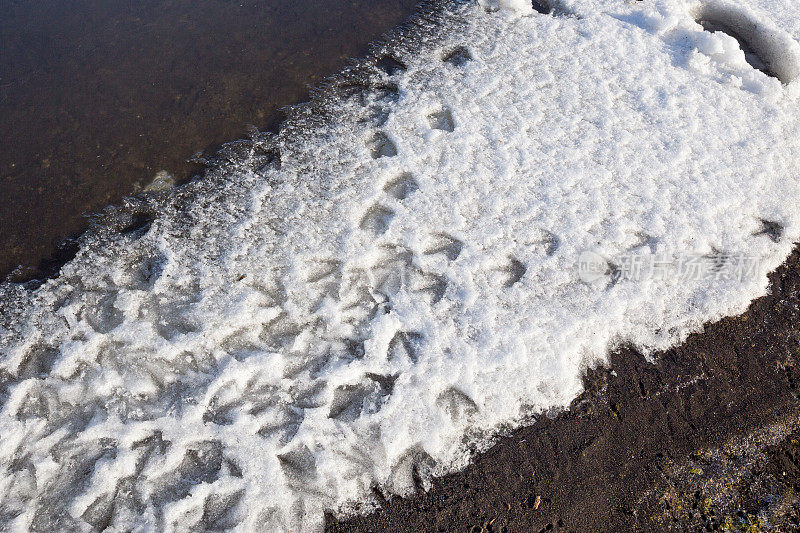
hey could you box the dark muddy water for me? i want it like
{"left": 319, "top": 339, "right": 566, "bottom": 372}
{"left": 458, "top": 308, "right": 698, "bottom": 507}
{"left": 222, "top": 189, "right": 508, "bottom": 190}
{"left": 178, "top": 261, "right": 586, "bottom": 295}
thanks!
{"left": 0, "top": 0, "right": 419, "bottom": 280}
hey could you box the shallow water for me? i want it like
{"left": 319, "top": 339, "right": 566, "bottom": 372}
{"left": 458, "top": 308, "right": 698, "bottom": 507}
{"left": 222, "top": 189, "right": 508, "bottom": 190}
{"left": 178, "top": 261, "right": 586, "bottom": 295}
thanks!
{"left": 0, "top": 0, "right": 419, "bottom": 280}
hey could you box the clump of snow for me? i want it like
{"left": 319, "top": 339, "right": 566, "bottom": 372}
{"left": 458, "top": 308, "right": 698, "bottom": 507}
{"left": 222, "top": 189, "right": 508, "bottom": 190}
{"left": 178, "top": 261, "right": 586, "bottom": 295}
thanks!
{"left": 2, "top": 0, "right": 800, "bottom": 531}
{"left": 143, "top": 170, "right": 176, "bottom": 193}
{"left": 478, "top": 0, "right": 534, "bottom": 15}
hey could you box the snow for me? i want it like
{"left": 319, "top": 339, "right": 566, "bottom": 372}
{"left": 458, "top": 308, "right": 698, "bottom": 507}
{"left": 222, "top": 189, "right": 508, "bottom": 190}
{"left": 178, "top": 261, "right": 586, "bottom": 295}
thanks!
{"left": 2, "top": 0, "right": 800, "bottom": 530}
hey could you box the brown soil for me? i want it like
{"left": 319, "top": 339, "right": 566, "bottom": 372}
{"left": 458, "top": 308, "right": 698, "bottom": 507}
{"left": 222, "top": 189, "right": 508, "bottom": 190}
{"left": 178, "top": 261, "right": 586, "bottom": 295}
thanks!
{"left": 330, "top": 245, "right": 800, "bottom": 532}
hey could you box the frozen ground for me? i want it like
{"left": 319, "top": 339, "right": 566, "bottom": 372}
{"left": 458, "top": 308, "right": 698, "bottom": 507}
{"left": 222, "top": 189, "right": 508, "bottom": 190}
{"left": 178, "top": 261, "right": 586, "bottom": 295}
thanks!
{"left": 2, "top": 0, "right": 800, "bottom": 530}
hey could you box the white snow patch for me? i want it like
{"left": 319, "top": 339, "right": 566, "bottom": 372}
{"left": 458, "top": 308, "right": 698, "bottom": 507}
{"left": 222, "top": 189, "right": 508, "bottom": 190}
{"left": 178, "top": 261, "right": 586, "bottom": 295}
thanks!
{"left": 2, "top": 0, "right": 800, "bottom": 531}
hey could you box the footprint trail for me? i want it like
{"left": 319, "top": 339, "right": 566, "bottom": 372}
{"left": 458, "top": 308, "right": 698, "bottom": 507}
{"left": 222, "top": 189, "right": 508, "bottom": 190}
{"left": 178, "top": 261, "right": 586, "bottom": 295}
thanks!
{"left": 2, "top": 0, "right": 800, "bottom": 531}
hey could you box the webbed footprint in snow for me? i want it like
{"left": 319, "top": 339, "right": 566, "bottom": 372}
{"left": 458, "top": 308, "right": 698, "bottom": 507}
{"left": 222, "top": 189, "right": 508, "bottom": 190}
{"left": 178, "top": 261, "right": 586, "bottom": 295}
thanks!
{"left": 360, "top": 205, "right": 396, "bottom": 236}
{"left": 754, "top": 218, "right": 783, "bottom": 243}
{"left": 442, "top": 46, "right": 472, "bottom": 67}
{"left": 387, "top": 331, "right": 424, "bottom": 363}
{"left": 383, "top": 172, "right": 418, "bottom": 200}
{"left": 368, "top": 132, "right": 398, "bottom": 159}
{"left": 424, "top": 233, "right": 463, "bottom": 261}
{"left": 375, "top": 55, "right": 407, "bottom": 76}
{"left": 427, "top": 108, "right": 455, "bottom": 132}
{"left": 491, "top": 256, "right": 527, "bottom": 288}
{"left": 410, "top": 269, "right": 448, "bottom": 304}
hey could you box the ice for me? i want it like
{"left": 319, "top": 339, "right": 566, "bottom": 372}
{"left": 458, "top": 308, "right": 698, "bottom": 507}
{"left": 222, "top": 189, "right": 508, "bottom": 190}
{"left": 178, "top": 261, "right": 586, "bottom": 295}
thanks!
{"left": 3, "top": 0, "right": 800, "bottom": 531}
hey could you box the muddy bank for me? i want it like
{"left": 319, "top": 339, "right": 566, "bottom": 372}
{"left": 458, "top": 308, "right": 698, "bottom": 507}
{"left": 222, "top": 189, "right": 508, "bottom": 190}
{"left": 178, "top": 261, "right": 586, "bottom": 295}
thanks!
{"left": 330, "top": 245, "right": 800, "bottom": 532}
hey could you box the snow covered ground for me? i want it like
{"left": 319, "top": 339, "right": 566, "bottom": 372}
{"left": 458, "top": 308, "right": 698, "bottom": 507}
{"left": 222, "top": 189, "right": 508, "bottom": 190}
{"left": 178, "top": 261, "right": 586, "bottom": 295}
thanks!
{"left": 2, "top": 0, "right": 800, "bottom": 530}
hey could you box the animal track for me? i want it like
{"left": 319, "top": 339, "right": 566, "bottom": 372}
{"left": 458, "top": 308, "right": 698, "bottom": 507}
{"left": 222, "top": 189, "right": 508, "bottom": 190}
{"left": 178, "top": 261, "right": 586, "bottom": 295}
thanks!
{"left": 424, "top": 233, "right": 463, "bottom": 261}
{"left": 373, "top": 83, "right": 400, "bottom": 103}
{"left": 150, "top": 441, "right": 224, "bottom": 506}
{"left": 369, "top": 248, "right": 411, "bottom": 298}
{"left": 530, "top": 229, "right": 560, "bottom": 256}
{"left": 306, "top": 259, "right": 342, "bottom": 284}
{"left": 277, "top": 444, "right": 317, "bottom": 483}
{"left": 369, "top": 108, "right": 390, "bottom": 127}
{"left": 383, "top": 172, "right": 419, "bottom": 200}
{"left": 755, "top": 218, "right": 784, "bottom": 243}
{"left": 375, "top": 55, "right": 407, "bottom": 76}
{"left": 704, "top": 248, "right": 733, "bottom": 276}
{"left": 360, "top": 204, "right": 395, "bottom": 235}
{"left": 328, "top": 374, "right": 395, "bottom": 422}
{"left": 410, "top": 269, "right": 448, "bottom": 304}
{"left": 369, "top": 132, "right": 398, "bottom": 159}
{"left": 82, "top": 292, "right": 124, "bottom": 334}
{"left": 202, "top": 490, "right": 244, "bottom": 530}
{"left": 436, "top": 387, "right": 478, "bottom": 422}
{"left": 336, "top": 79, "right": 375, "bottom": 106}
{"left": 387, "top": 446, "right": 436, "bottom": 495}
{"left": 442, "top": 46, "right": 472, "bottom": 67}
{"left": 261, "top": 312, "right": 302, "bottom": 350}
{"left": 629, "top": 232, "right": 658, "bottom": 254}
{"left": 17, "top": 344, "right": 60, "bottom": 379}
{"left": 128, "top": 252, "right": 167, "bottom": 289}
{"left": 120, "top": 211, "right": 156, "bottom": 238}
{"left": 251, "top": 143, "right": 281, "bottom": 172}
{"left": 387, "top": 331, "right": 424, "bottom": 363}
{"left": 257, "top": 408, "right": 303, "bottom": 446}
{"left": 427, "top": 108, "right": 455, "bottom": 132}
{"left": 328, "top": 383, "right": 377, "bottom": 421}
{"left": 494, "top": 256, "right": 527, "bottom": 288}
{"left": 340, "top": 271, "right": 383, "bottom": 321}
{"left": 152, "top": 295, "right": 199, "bottom": 340}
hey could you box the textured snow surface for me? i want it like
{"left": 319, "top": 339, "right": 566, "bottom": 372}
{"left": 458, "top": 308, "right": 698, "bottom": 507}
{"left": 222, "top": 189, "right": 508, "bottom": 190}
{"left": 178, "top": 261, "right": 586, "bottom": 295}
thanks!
{"left": 2, "top": 0, "right": 800, "bottom": 530}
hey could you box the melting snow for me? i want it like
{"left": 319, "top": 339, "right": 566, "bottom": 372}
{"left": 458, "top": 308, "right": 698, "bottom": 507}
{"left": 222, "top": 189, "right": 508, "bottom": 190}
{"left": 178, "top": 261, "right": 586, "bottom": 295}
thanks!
{"left": 2, "top": 0, "right": 800, "bottom": 530}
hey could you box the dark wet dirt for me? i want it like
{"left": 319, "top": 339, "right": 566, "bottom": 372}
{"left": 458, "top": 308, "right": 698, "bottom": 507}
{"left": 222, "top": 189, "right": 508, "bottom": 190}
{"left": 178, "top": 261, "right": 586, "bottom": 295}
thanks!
{"left": 330, "top": 244, "right": 800, "bottom": 532}
{"left": 0, "top": 0, "right": 419, "bottom": 281}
